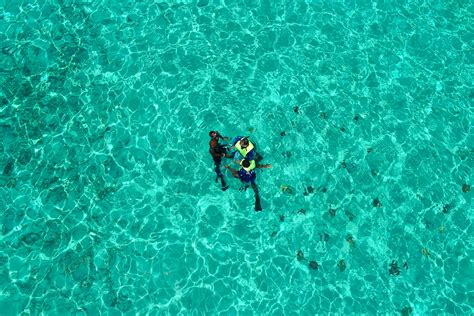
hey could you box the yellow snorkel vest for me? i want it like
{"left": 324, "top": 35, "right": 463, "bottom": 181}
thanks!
{"left": 235, "top": 139, "right": 255, "bottom": 158}
{"left": 240, "top": 159, "right": 256, "bottom": 172}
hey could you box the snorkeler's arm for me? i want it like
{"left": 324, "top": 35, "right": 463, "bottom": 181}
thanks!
{"left": 256, "top": 164, "right": 272, "bottom": 169}
{"left": 224, "top": 165, "right": 239, "bottom": 178}
{"left": 216, "top": 132, "right": 229, "bottom": 141}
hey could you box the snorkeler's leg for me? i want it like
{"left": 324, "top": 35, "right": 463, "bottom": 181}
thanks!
{"left": 215, "top": 164, "right": 229, "bottom": 191}
{"left": 213, "top": 159, "right": 223, "bottom": 181}
{"left": 218, "top": 169, "right": 229, "bottom": 191}
{"left": 252, "top": 183, "right": 262, "bottom": 212}
{"left": 212, "top": 157, "right": 229, "bottom": 191}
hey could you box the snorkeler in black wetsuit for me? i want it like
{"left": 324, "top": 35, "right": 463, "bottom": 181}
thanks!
{"left": 209, "top": 130, "right": 231, "bottom": 191}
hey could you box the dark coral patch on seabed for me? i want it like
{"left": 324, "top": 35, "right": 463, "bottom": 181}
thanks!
{"left": 309, "top": 261, "right": 318, "bottom": 270}
{"left": 296, "top": 250, "right": 304, "bottom": 261}
{"left": 462, "top": 183, "right": 470, "bottom": 193}
{"left": 389, "top": 260, "right": 400, "bottom": 276}
{"left": 338, "top": 260, "right": 346, "bottom": 272}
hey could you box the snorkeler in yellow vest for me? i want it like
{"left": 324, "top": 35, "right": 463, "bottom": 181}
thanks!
{"left": 230, "top": 136, "right": 259, "bottom": 161}
{"left": 225, "top": 158, "right": 271, "bottom": 212}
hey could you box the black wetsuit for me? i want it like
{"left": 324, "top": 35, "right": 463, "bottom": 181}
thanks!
{"left": 209, "top": 138, "right": 229, "bottom": 191}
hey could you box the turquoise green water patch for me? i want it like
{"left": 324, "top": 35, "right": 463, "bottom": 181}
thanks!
{"left": 0, "top": 0, "right": 472, "bottom": 314}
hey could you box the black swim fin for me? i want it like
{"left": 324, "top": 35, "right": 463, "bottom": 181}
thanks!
{"left": 255, "top": 194, "right": 262, "bottom": 212}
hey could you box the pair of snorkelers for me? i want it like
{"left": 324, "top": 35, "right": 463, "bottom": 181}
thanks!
{"left": 209, "top": 131, "right": 272, "bottom": 211}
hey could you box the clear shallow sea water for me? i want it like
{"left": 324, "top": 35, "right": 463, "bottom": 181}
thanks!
{"left": 0, "top": 0, "right": 473, "bottom": 314}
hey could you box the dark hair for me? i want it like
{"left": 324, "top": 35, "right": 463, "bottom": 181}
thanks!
{"left": 242, "top": 159, "right": 250, "bottom": 168}
{"left": 209, "top": 131, "right": 216, "bottom": 137}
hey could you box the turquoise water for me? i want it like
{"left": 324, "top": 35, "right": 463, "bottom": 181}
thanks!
{"left": 0, "top": 0, "right": 473, "bottom": 314}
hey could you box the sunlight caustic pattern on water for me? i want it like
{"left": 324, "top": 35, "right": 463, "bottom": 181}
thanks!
{"left": 0, "top": 0, "right": 472, "bottom": 314}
